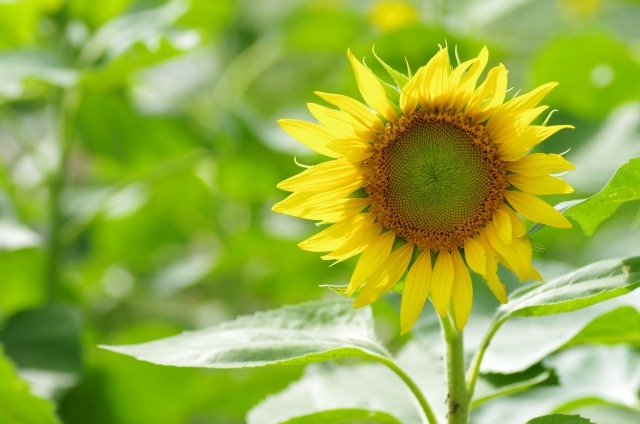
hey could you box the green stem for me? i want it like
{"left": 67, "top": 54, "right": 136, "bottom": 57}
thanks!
{"left": 465, "top": 318, "right": 504, "bottom": 401}
{"left": 377, "top": 356, "right": 439, "bottom": 424}
{"left": 44, "top": 88, "right": 81, "bottom": 302}
{"left": 441, "top": 315, "right": 469, "bottom": 424}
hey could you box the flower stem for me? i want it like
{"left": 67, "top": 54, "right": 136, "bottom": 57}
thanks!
{"left": 441, "top": 315, "right": 469, "bottom": 424}
{"left": 377, "top": 357, "right": 439, "bottom": 424}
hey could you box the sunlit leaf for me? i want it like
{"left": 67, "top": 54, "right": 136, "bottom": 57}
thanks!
{"left": 0, "top": 347, "right": 60, "bottom": 424}
{"left": 101, "top": 300, "right": 391, "bottom": 368}
{"left": 565, "top": 158, "right": 640, "bottom": 236}
{"left": 497, "top": 257, "right": 640, "bottom": 320}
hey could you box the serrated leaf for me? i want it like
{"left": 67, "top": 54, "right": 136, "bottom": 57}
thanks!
{"left": 497, "top": 257, "right": 640, "bottom": 320}
{"left": 0, "top": 347, "right": 61, "bottom": 424}
{"left": 526, "top": 414, "right": 594, "bottom": 424}
{"left": 565, "top": 158, "right": 640, "bottom": 236}
{"left": 101, "top": 300, "right": 390, "bottom": 368}
{"left": 372, "top": 47, "right": 409, "bottom": 88}
{"left": 281, "top": 408, "right": 401, "bottom": 424}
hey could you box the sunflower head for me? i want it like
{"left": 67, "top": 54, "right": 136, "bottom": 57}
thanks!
{"left": 273, "top": 46, "right": 574, "bottom": 333}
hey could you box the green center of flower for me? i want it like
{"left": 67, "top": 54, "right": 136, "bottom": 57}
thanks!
{"left": 365, "top": 110, "right": 507, "bottom": 251}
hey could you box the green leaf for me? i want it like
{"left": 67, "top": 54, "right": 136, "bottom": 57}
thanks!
{"left": 0, "top": 347, "right": 61, "bottom": 424}
{"left": 565, "top": 158, "right": 640, "bottom": 236}
{"left": 101, "top": 300, "right": 390, "bottom": 368}
{"left": 497, "top": 257, "right": 640, "bottom": 320}
{"left": 0, "top": 306, "right": 84, "bottom": 400}
{"left": 281, "top": 408, "right": 401, "bottom": 424}
{"left": 247, "top": 363, "right": 420, "bottom": 424}
{"left": 564, "top": 306, "right": 640, "bottom": 347}
{"left": 473, "top": 367, "right": 552, "bottom": 407}
{"left": 526, "top": 414, "right": 594, "bottom": 424}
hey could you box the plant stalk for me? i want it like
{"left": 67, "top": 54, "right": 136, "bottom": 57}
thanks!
{"left": 441, "top": 315, "right": 469, "bottom": 424}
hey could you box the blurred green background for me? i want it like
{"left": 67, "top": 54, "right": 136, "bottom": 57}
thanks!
{"left": 1, "top": 0, "right": 639, "bottom": 423}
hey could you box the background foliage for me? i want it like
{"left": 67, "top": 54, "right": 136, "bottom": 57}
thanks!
{"left": 1, "top": 0, "right": 639, "bottom": 423}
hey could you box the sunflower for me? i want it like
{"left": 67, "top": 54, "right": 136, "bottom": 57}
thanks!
{"left": 273, "top": 46, "right": 574, "bottom": 332}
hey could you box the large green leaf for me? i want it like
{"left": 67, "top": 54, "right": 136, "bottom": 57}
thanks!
{"left": 497, "top": 257, "right": 640, "bottom": 320}
{"left": 247, "top": 363, "right": 420, "bottom": 424}
{"left": 281, "top": 408, "right": 401, "bottom": 424}
{"left": 101, "top": 300, "right": 390, "bottom": 368}
{"left": 527, "top": 415, "right": 594, "bottom": 424}
{"left": 565, "top": 158, "right": 640, "bottom": 236}
{"left": 0, "top": 347, "right": 60, "bottom": 424}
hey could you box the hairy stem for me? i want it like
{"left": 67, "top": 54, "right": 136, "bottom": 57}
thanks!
{"left": 441, "top": 315, "right": 469, "bottom": 424}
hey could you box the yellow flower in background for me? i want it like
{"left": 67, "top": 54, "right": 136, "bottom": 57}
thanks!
{"left": 369, "top": 1, "right": 419, "bottom": 32}
{"left": 273, "top": 46, "right": 574, "bottom": 332}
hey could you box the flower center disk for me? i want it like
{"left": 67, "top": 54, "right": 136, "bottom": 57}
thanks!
{"left": 365, "top": 110, "right": 507, "bottom": 251}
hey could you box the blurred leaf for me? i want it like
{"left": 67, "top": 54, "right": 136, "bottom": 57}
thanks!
{"left": 69, "top": 0, "right": 133, "bottom": 28}
{"left": 0, "top": 347, "right": 60, "bottom": 424}
{"left": 102, "top": 300, "right": 390, "bottom": 368}
{"left": 281, "top": 408, "right": 401, "bottom": 424}
{"left": 247, "top": 363, "right": 420, "bottom": 424}
{"left": 526, "top": 415, "right": 594, "bottom": 424}
{"left": 527, "top": 199, "right": 586, "bottom": 236}
{"left": 497, "top": 257, "right": 640, "bottom": 320}
{"left": 283, "top": 9, "right": 365, "bottom": 53}
{"left": 564, "top": 306, "right": 640, "bottom": 347}
{"left": 565, "top": 158, "right": 640, "bottom": 236}
{"left": 0, "top": 0, "right": 63, "bottom": 48}
{"left": 569, "top": 403, "right": 640, "bottom": 424}
{"left": 78, "top": 0, "right": 200, "bottom": 88}
{"left": 0, "top": 220, "right": 41, "bottom": 250}
{"left": 532, "top": 34, "right": 640, "bottom": 119}
{"left": 0, "top": 50, "right": 77, "bottom": 102}
{"left": 0, "top": 306, "right": 83, "bottom": 400}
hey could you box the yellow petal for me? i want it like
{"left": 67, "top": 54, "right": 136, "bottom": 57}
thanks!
{"left": 347, "top": 49, "right": 397, "bottom": 123}
{"left": 508, "top": 153, "right": 575, "bottom": 177}
{"left": 498, "top": 125, "right": 574, "bottom": 162}
{"left": 354, "top": 242, "right": 414, "bottom": 308}
{"left": 491, "top": 207, "right": 513, "bottom": 244}
{"left": 476, "top": 233, "right": 508, "bottom": 303}
{"left": 467, "top": 64, "right": 508, "bottom": 121}
{"left": 282, "top": 197, "right": 369, "bottom": 223}
{"left": 426, "top": 47, "right": 451, "bottom": 108}
{"left": 400, "top": 250, "right": 432, "bottom": 334}
{"left": 327, "top": 138, "right": 374, "bottom": 162}
{"left": 277, "top": 159, "right": 363, "bottom": 193}
{"left": 315, "top": 91, "right": 384, "bottom": 133}
{"left": 347, "top": 231, "right": 396, "bottom": 295}
{"left": 400, "top": 67, "right": 423, "bottom": 115}
{"left": 451, "top": 46, "right": 489, "bottom": 112}
{"left": 298, "top": 213, "right": 373, "bottom": 253}
{"left": 419, "top": 48, "right": 449, "bottom": 109}
{"left": 430, "top": 250, "right": 454, "bottom": 317}
{"left": 278, "top": 119, "right": 339, "bottom": 158}
{"left": 507, "top": 174, "right": 574, "bottom": 195}
{"left": 322, "top": 221, "right": 383, "bottom": 263}
{"left": 464, "top": 236, "right": 486, "bottom": 275}
{"left": 273, "top": 185, "right": 366, "bottom": 217}
{"left": 484, "top": 225, "right": 536, "bottom": 283}
{"left": 505, "top": 191, "right": 572, "bottom": 228}
{"left": 307, "top": 103, "right": 372, "bottom": 140}
{"left": 451, "top": 249, "right": 473, "bottom": 331}
{"left": 503, "top": 205, "right": 526, "bottom": 238}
